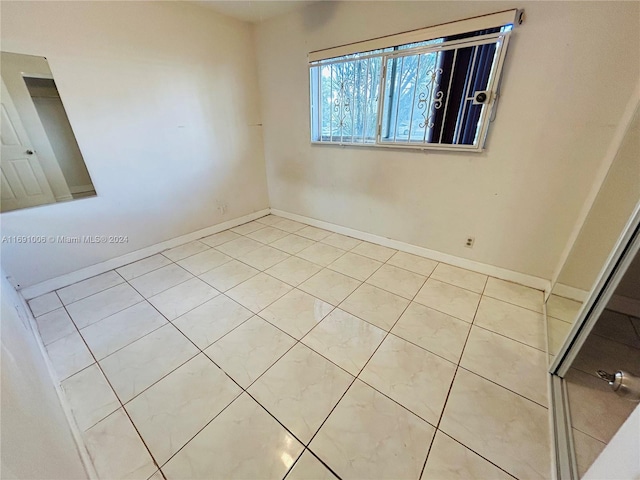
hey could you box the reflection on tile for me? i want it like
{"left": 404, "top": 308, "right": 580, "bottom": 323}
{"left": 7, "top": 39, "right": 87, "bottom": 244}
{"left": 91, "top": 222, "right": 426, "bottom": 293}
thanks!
{"left": 461, "top": 326, "right": 548, "bottom": 406}
{"left": 321, "top": 232, "right": 362, "bottom": 251}
{"left": 297, "top": 243, "right": 345, "bottom": 267}
{"left": 327, "top": 252, "right": 382, "bottom": 281}
{"left": 265, "top": 256, "right": 322, "bottom": 286}
{"left": 366, "top": 264, "right": 426, "bottom": 299}
{"left": 172, "top": 295, "right": 252, "bottom": 350}
{"left": 148, "top": 278, "right": 219, "bottom": 320}
{"left": 67, "top": 283, "right": 144, "bottom": 329}
{"left": 414, "top": 279, "right": 480, "bottom": 322}
{"left": 62, "top": 364, "right": 119, "bottom": 431}
{"left": 45, "top": 331, "right": 94, "bottom": 381}
{"left": 230, "top": 221, "right": 265, "bottom": 235}
{"left": 83, "top": 408, "right": 156, "bottom": 480}
{"left": 392, "top": 302, "right": 470, "bottom": 364}
{"left": 246, "top": 226, "right": 289, "bottom": 244}
{"left": 29, "top": 291, "right": 62, "bottom": 317}
{"left": 422, "top": 432, "right": 512, "bottom": 480}
{"left": 387, "top": 251, "right": 438, "bottom": 276}
{"left": 162, "top": 241, "right": 209, "bottom": 262}
{"left": 351, "top": 241, "right": 397, "bottom": 262}
{"left": 572, "top": 428, "right": 606, "bottom": 478}
{"left": 548, "top": 317, "right": 572, "bottom": 357}
{"left": 163, "top": 394, "right": 303, "bottom": 479}
{"left": 116, "top": 255, "right": 172, "bottom": 281}
{"left": 226, "top": 273, "right": 292, "bottom": 313}
{"left": 360, "top": 335, "right": 456, "bottom": 424}
{"left": 431, "top": 264, "right": 487, "bottom": 294}
{"left": 269, "top": 218, "right": 306, "bottom": 233}
{"left": 100, "top": 324, "right": 198, "bottom": 403}
{"left": 340, "top": 284, "right": 409, "bottom": 331}
{"left": 198, "top": 259, "right": 259, "bottom": 292}
{"left": 237, "top": 245, "right": 290, "bottom": 271}
{"left": 296, "top": 226, "right": 332, "bottom": 241}
{"left": 592, "top": 309, "right": 640, "bottom": 349}
{"left": 474, "top": 296, "right": 545, "bottom": 351}
{"left": 204, "top": 317, "right": 295, "bottom": 388}
{"left": 310, "top": 380, "right": 435, "bottom": 479}
{"left": 81, "top": 301, "right": 167, "bottom": 360}
{"left": 129, "top": 264, "right": 193, "bottom": 298}
{"left": 215, "top": 236, "right": 263, "bottom": 258}
{"left": 126, "top": 354, "right": 241, "bottom": 465}
{"left": 287, "top": 451, "right": 337, "bottom": 480}
{"left": 547, "top": 294, "right": 583, "bottom": 323}
{"left": 440, "top": 369, "right": 550, "bottom": 480}
{"left": 299, "top": 269, "right": 361, "bottom": 306}
{"left": 302, "top": 309, "right": 385, "bottom": 375}
{"left": 35, "top": 307, "right": 76, "bottom": 345}
{"left": 57, "top": 271, "right": 124, "bottom": 305}
{"left": 177, "top": 249, "right": 231, "bottom": 276}
{"left": 484, "top": 278, "right": 543, "bottom": 313}
{"left": 199, "top": 230, "right": 240, "bottom": 247}
{"left": 259, "top": 289, "right": 333, "bottom": 339}
{"left": 270, "top": 234, "right": 316, "bottom": 255}
{"left": 249, "top": 344, "right": 353, "bottom": 443}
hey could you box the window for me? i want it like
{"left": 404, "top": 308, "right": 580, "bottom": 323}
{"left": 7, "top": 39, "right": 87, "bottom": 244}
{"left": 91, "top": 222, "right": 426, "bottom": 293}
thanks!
{"left": 309, "top": 11, "right": 519, "bottom": 151}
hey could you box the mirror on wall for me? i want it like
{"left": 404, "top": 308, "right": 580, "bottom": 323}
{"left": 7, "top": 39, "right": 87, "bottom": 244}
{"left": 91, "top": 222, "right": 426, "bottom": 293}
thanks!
{"left": 546, "top": 106, "right": 640, "bottom": 361}
{"left": 1, "top": 52, "right": 95, "bottom": 213}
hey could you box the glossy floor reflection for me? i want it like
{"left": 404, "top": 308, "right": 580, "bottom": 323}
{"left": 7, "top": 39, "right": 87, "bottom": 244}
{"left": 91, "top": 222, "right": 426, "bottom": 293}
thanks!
{"left": 31, "top": 215, "right": 551, "bottom": 480}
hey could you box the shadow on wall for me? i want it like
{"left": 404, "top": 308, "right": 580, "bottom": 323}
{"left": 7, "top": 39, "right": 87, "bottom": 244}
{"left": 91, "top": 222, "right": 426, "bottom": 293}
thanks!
{"left": 301, "top": 1, "right": 339, "bottom": 32}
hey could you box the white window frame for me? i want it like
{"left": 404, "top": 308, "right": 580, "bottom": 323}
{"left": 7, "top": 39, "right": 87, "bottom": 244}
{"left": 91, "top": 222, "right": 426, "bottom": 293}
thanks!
{"left": 308, "top": 10, "right": 521, "bottom": 153}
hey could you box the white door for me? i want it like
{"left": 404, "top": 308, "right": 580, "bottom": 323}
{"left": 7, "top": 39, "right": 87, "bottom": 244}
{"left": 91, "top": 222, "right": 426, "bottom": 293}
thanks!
{"left": 1, "top": 78, "right": 56, "bottom": 212}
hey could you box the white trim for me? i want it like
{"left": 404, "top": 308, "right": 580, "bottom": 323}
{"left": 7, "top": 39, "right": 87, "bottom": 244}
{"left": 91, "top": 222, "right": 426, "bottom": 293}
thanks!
{"left": 69, "top": 184, "right": 94, "bottom": 194}
{"left": 20, "top": 209, "right": 270, "bottom": 299}
{"left": 308, "top": 9, "right": 519, "bottom": 62}
{"left": 270, "top": 208, "right": 550, "bottom": 292}
{"left": 551, "top": 283, "right": 589, "bottom": 303}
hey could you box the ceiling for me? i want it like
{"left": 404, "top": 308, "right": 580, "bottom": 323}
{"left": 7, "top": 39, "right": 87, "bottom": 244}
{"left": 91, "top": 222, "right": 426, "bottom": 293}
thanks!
{"left": 193, "top": 1, "right": 315, "bottom": 23}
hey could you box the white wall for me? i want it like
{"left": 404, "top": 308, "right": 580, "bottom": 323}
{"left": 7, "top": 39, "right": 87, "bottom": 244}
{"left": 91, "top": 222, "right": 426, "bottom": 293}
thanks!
{"left": 0, "top": 272, "right": 87, "bottom": 479}
{"left": 0, "top": 1, "right": 269, "bottom": 288}
{"left": 254, "top": 1, "right": 640, "bottom": 280}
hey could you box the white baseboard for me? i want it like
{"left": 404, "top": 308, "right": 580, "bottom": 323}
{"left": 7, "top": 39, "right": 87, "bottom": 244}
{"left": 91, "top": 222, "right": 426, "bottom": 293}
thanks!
{"left": 271, "top": 208, "right": 550, "bottom": 292}
{"left": 69, "top": 184, "right": 95, "bottom": 194}
{"left": 20, "top": 209, "right": 270, "bottom": 299}
{"left": 551, "top": 283, "right": 589, "bottom": 303}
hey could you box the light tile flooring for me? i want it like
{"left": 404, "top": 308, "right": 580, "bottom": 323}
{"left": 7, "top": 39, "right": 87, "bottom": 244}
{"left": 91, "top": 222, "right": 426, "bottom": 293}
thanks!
{"left": 30, "top": 215, "right": 550, "bottom": 480}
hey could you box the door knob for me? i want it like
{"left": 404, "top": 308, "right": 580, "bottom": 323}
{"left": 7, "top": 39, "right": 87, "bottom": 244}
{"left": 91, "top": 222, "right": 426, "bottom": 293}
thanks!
{"left": 25, "top": 150, "right": 34, "bottom": 155}
{"left": 597, "top": 370, "right": 640, "bottom": 401}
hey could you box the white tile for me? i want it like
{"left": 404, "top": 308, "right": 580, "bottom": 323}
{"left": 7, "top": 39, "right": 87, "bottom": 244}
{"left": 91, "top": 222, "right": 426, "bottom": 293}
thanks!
{"left": 116, "top": 255, "right": 172, "bottom": 281}
{"left": 484, "top": 278, "right": 543, "bottom": 313}
{"left": 340, "top": 283, "right": 409, "bottom": 331}
{"left": 327, "top": 252, "right": 382, "bottom": 281}
{"left": 297, "top": 243, "right": 345, "bottom": 267}
{"left": 360, "top": 335, "right": 456, "bottom": 425}
{"left": 249, "top": 344, "right": 353, "bottom": 443}
{"left": 461, "top": 326, "right": 548, "bottom": 406}
{"left": 592, "top": 308, "right": 640, "bottom": 349}
{"left": 246, "top": 226, "right": 289, "bottom": 244}
{"left": 129, "top": 264, "right": 194, "bottom": 298}
{"left": 199, "top": 230, "right": 240, "bottom": 247}
{"left": 28, "top": 292, "right": 62, "bottom": 317}
{"left": 126, "top": 354, "right": 241, "bottom": 465}
{"left": 237, "top": 245, "right": 290, "bottom": 271}
{"left": 296, "top": 225, "right": 332, "bottom": 241}
{"left": 173, "top": 295, "right": 253, "bottom": 349}
{"left": 265, "top": 256, "right": 321, "bottom": 286}
{"left": 422, "top": 432, "right": 512, "bottom": 480}
{"left": 387, "top": 251, "right": 438, "bottom": 276}
{"left": 366, "top": 264, "right": 426, "bottom": 299}
{"left": 83, "top": 408, "right": 156, "bottom": 480}
{"left": 226, "top": 273, "right": 292, "bottom": 313}
{"left": 62, "top": 364, "right": 119, "bottom": 431}
{"left": 176, "top": 249, "right": 231, "bottom": 275}
{"left": 474, "top": 296, "right": 546, "bottom": 351}
{"left": 148, "top": 278, "right": 219, "bottom": 320}
{"left": 548, "top": 316, "right": 572, "bottom": 356}
{"left": 320, "top": 232, "right": 362, "bottom": 251}
{"left": 299, "top": 269, "right": 361, "bottom": 306}
{"left": 80, "top": 302, "right": 167, "bottom": 359}
{"left": 270, "top": 218, "right": 306, "bottom": 233}
{"left": 573, "top": 428, "right": 606, "bottom": 478}
{"left": 547, "top": 294, "right": 583, "bottom": 323}
{"left": 430, "top": 263, "right": 488, "bottom": 294}
{"left": 351, "top": 241, "right": 397, "bottom": 262}
{"left": 215, "top": 236, "right": 264, "bottom": 258}
{"left": 287, "top": 451, "right": 337, "bottom": 480}
{"left": 255, "top": 214, "right": 285, "bottom": 226}
{"left": 162, "top": 240, "right": 210, "bottom": 262}
{"left": 66, "top": 283, "right": 144, "bottom": 329}
{"left": 205, "top": 316, "right": 295, "bottom": 388}
{"left": 45, "top": 331, "right": 94, "bottom": 381}
{"left": 440, "top": 369, "right": 550, "bottom": 480}
{"left": 414, "top": 279, "right": 481, "bottom": 322}
{"left": 259, "top": 289, "right": 333, "bottom": 339}
{"left": 310, "top": 380, "right": 435, "bottom": 480}
{"left": 35, "top": 307, "right": 76, "bottom": 345}
{"left": 302, "top": 309, "right": 385, "bottom": 376}
{"left": 57, "top": 271, "right": 124, "bottom": 305}
{"left": 230, "top": 220, "right": 265, "bottom": 235}
{"left": 198, "top": 259, "right": 259, "bottom": 292}
{"left": 162, "top": 393, "right": 303, "bottom": 479}
{"left": 392, "top": 302, "right": 471, "bottom": 363}
{"left": 270, "top": 234, "right": 316, "bottom": 254}
{"left": 100, "top": 324, "right": 198, "bottom": 403}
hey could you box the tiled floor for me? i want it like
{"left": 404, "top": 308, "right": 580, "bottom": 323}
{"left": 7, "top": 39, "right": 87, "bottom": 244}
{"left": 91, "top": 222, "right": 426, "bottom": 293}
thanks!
{"left": 30, "top": 215, "right": 551, "bottom": 480}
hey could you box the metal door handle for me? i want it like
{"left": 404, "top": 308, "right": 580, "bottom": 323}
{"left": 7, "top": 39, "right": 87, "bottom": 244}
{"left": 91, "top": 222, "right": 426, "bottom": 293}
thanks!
{"left": 597, "top": 370, "right": 640, "bottom": 401}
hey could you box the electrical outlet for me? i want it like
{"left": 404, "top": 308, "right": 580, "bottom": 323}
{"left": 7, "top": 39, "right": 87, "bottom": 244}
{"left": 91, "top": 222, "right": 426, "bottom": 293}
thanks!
{"left": 216, "top": 202, "right": 228, "bottom": 215}
{"left": 465, "top": 236, "right": 475, "bottom": 248}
